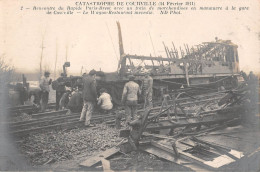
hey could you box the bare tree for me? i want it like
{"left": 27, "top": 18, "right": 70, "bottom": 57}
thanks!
{"left": 43, "top": 63, "right": 51, "bottom": 74}
{"left": 0, "top": 54, "right": 14, "bottom": 108}
{"left": 39, "top": 30, "right": 46, "bottom": 81}
{"left": 0, "top": 54, "right": 14, "bottom": 85}
{"left": 54, "top": 38, "right": 58, "bottom": 80}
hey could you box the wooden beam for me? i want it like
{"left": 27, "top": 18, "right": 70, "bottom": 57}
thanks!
{"left": 151, "top": 141, "right": 217, "bottom": 170}
{"left": 124, "top": 54, "right": 215, "bottom": 64}
{"left": 80, "top": 147, "right": 120, "bottom": 167}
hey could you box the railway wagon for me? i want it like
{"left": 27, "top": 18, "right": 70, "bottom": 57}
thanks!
{"left": 95, "top": 22, "right": 240, "bottom": 104}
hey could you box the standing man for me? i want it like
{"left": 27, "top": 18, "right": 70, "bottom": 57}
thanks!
{"left": 55, "top": 73, "right": 66, "bottom": 110}
{"left": 39, "top": 71, "right": 52, "bottom": 112}
{"left": 80, "top": 69, "right": 97, "bottom": 126}
{"left": 248, "top": 71, "right": 258, "bottom": 103}
{"left": 142, "top": 70, "right": 153, "bottom": 109}
{"left": 121, "top": 75, "right": 141, "bottom": 124}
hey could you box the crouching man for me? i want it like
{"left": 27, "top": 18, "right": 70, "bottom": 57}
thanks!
{"left": 97, "top": 88, "right": 113, "bottom": 113}
{"left": 28, "top": 87, "right": 42, "bottom": 108}
{"left": 66, "top": 91, "right": 83, "bottom": 114}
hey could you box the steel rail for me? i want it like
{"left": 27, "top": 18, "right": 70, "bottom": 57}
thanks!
{"left": 8, "top": 103, "right": 56, "bottom": 115}
{"left": 10, "top": 113, "right": 119, "bottom": 137}
{"left": 9, "top": 94, "right": 224, "bottom": 135}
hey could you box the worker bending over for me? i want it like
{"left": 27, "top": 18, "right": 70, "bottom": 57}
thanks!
{"left": 97, "top": 88, "right": 113, "bottom": 113}
{"left": 28, "top": 87, "right": 42, "bottom": 108}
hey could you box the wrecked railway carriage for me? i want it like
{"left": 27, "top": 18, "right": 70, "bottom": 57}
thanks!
{"left": 94, "top": 22, "right": 240, "bottom": 104}
{"left": 55, "top": 22, "right": 240, "bottom": 105}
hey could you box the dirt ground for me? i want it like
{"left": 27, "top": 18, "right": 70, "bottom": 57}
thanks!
{"left": 39, "top": 150, "right": 190, "bottom": 171}
{"left": 16, "top": 123, "right": 190, "bottom": 171}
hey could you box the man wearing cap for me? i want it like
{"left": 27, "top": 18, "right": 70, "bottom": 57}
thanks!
{"left": 141, "top": 70, "right": 153, "bottom": 109}
{"left": 39, "top": 71, "right": 52, "bottom": 112}
{"left": 80, "top": 69, "right": 97, "bottom": 126}
{"left": 121, "top": 75, "right": 141, "bottom": 124}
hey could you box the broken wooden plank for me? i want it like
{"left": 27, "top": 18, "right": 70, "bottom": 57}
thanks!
{"left": 151, "top": 141, "right": 215, "bottom": 170}
{"left": 79, "top": 147, "right": 120, "bottom": 168}
{"left": 178, "top": 139, "right": 222, "bottom": 158}
{"left": 191, "top": 137, "right": 244, "bottom": 160}
{"left": 151, "top": 140, "right": 241, "bottom": 170}
{"left": 101, "top": 158, "right": 114, "bottom": 172}
{"left": 142, "top": 132, "right": 176, "bottom": 141}
{"left": 140, "top": 145, "right": 205, "bottom": 171}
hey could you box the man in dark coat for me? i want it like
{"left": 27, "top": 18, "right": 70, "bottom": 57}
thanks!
{"left": 66, "top": 91, "right": 82, "bottom": 112}
{"left": 79, "top": 69, "right": 97, "bottom": 126}
{"left": 55, "top": 73, "right": 66, "bottom": 110}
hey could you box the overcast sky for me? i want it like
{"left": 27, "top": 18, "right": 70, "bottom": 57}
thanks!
{"left": 1, "top": 0, "right": 259, "bottom": 77}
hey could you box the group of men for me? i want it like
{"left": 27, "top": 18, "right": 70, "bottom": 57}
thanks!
{"left": 35, "top": 71, "right": 68, "bottom": 112}
{"left": 80, "top": 69, "right": 153, "bottom": 127}
{"left": 37, "top": 69, "right": 153, "bottom": 127}
{"left": 35, "top": 69, "right": 259, "bottom": 129}
{"left": 79, "top": 69, "right": 114, "bottom": 126}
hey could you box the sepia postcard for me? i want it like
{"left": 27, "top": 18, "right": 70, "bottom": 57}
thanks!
{"left": 0, "top": 0, "right": 259, "bottom": 171}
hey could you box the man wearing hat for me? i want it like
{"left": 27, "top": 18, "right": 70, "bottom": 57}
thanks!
{"left": 39, "top": 71, "right": 52, "bottom": 112}
{"left": 121, "top": 75, "right": 141, "bottom": 124}
{"left": 80, "top": 69, "right": 97, "bottom": 126}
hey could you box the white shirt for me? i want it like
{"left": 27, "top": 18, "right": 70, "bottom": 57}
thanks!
{"left": 40, "top": 76, "right": 50, "bottom": 92}
{"left": 97, "top": 92, "right": 113, "bottom": 110}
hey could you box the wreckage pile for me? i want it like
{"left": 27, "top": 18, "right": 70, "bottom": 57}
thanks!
{"left": 18, "top": 124, "right": 122, "bottom": 166}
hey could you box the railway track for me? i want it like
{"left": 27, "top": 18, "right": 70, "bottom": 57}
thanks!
{"left": 10, "top": 113, "right": 118, "bottom": 137}
{"left": 8, "top": 103, "right": 56, "bottom": 115}
{"left": 8, "top": 91, "right": 226, "bottom": 137}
